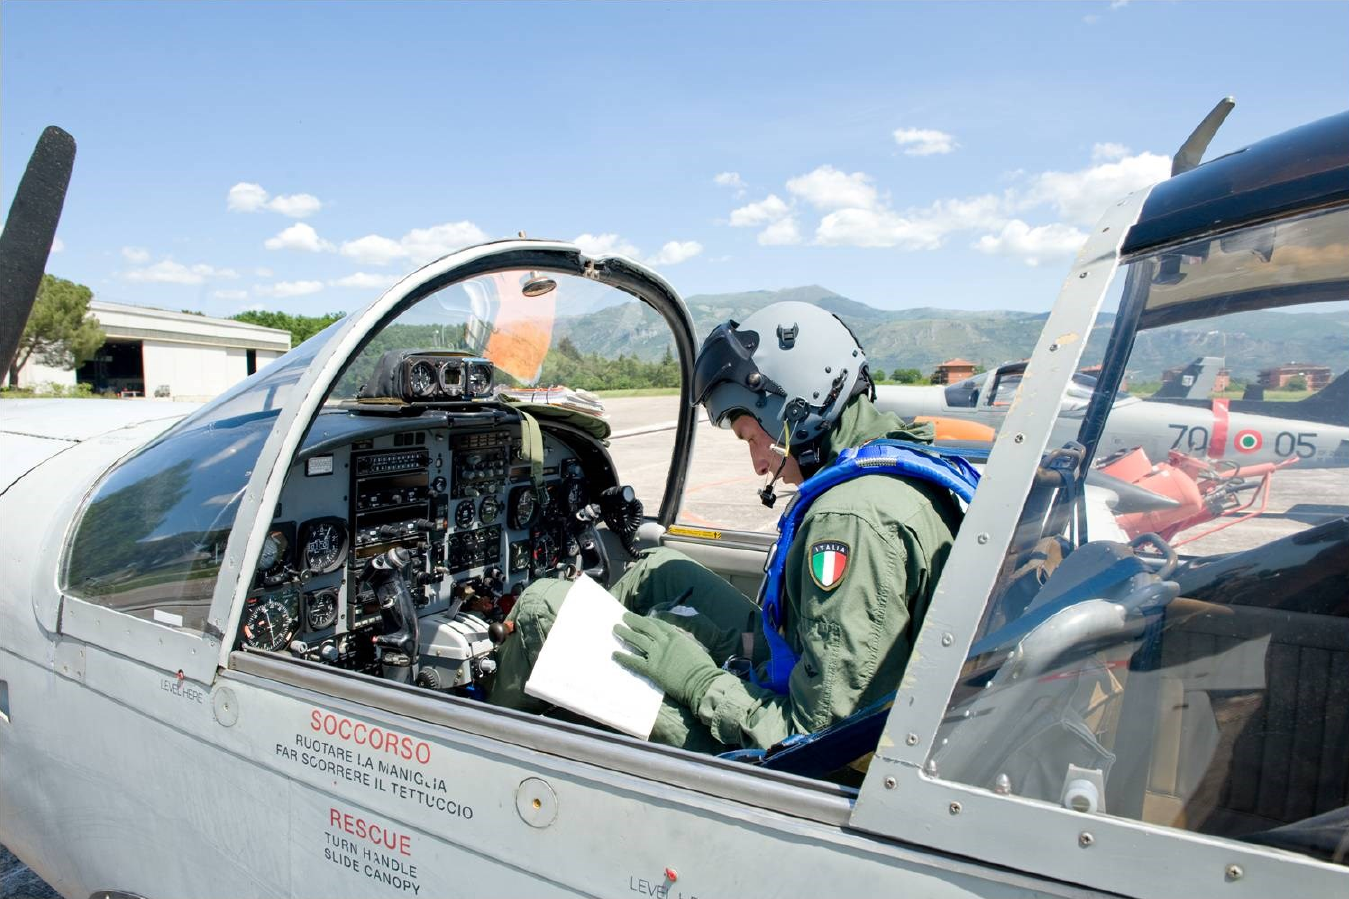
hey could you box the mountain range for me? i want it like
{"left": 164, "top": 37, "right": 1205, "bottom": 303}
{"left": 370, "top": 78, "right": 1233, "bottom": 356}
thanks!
{"left": 551, "top": 285, "right": 1348, "bottom": 381}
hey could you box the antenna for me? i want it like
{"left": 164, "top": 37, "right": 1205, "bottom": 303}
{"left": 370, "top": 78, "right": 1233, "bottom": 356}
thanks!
{"left": 1172, "top": 97, "right": 1236, "bottom": 177}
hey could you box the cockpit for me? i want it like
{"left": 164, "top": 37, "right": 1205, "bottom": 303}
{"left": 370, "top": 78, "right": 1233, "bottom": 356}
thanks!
{"left": 62, "top": 266, "right": 656, "bottom": 706}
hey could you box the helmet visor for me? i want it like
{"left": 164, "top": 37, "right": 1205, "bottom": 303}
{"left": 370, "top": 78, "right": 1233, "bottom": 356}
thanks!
{"left": 692, "top": 322, "right": 768, "bottom": 407}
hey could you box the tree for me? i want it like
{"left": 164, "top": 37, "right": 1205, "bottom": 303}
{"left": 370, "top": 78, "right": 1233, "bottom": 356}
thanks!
{"left": 231, "top": 310, "right": 345, "bottom": 348}
{"left": 8, "top": 274, "right": 105, "bottom": 387}
{"left": 871, "top": 368, "right": 887, "bottom": 382}
{"left": 1286, "top": 375, "right": 1308, "bottom": 391}
{"left": 892, "top": 368, "right": 924, "bottom": 384}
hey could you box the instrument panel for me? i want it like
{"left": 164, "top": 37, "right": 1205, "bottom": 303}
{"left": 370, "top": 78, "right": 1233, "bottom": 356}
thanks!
{"left": 237, "top": 407, "right": 616, "bottom": 690}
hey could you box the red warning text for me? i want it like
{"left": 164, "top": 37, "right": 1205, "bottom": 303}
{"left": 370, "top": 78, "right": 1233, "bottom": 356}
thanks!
{"left": 329, "top": 807, "right": 413, "bottom": 857}
{"left": 310, "top": 710, "right": 432, "bottom": 764}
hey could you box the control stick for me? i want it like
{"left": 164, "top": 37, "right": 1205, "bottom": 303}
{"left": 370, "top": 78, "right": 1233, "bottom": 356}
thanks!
{"left": 363, "top": 547, "right": 421, "bottom": 685}
{"left": 576, "top": 485, "right": 643, "bottom": 559}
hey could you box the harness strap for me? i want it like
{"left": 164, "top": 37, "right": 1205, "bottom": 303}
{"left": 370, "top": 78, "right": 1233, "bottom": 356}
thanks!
{"left": 752, "top": 440, "right": 980, "bottom": 693}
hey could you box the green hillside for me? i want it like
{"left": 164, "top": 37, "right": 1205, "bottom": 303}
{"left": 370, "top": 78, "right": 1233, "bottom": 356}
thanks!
{"left": 550, "top": 286, "right": 1348, "bottom": 381}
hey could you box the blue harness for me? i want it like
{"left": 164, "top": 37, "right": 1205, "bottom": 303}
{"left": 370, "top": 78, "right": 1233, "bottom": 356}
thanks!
{"left": 752, "top": 440, "right": 981, "bottom": 694}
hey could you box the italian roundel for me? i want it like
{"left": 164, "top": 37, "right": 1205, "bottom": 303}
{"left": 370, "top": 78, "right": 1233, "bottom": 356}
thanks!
{"left": 1234, "top": 429, "right": 1263, "bottom": 453}
{"left": 810, "top": 541, "right": 850, "bottom": 591}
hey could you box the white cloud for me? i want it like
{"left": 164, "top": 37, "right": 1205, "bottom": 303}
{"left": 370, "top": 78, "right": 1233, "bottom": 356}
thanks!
{"left": 893, "top": 127, "right": 958, "bottom": 156}
{"left": 264, "top": 222, "right": 334, "bottom": 253}
{"left": 227, "top": 181, "right": 323, "bottom": 218}
{"left": 1092, "top": 142, "right": 1131, "bottom": 163}
{"left": 51, "top": 237, "right": 65, "bottom": 253}
{"left": 758, "top": 218, "right": 802, "bottom": 246}
{"left": 816, "top": 208, "right": 948, "bottom": 250}
{"left": 254, "top": 267, "right": 274, "bottom": 277}
{"left": 1083, "top": 14, "right": 1100, "bottom": 23}
{"left": 227, "top": 182, "right": 269, "bottom": 212}
{"left": 339, "top": 221, "right": 488, "bottom": 266}
{"left": 573, "top": 232, "right": 642, "bottom": 258}
{"left": 786, "top": 165, "right": 879, "bottom": 211}
{"left": 266, "top": 193, "right": 322, "bottom": 218}
{"left": 729, "top": 194, "right": 791, "bottom": 227}
{"left": 714, "top": 171, "right": 747, "bottom": 197}
{"left": 572, "top": 232, "right": 705, "bottom": 266}
{"left": 648, "top": 240, "right": 704, "bottom": 266}
{"left": 213, "top": 289, "right": 249, "bottom": 300}
{"left": 340, "top": 234, "right": 407, "bottom": 266}
{"left": 1020, "top": 151, "right": 1170, "bottom": 224}
{"left": 401, "top": 221, "right": 488, "bottom": 264}
{"left": 814, "top": 194, "right": 1004, "bottom": 250}
{"left": 123, "top": 259, "right": 238, "bottom": 284}
{"left": 121, "top": 246, "right": 150, "bottom": 263}
{"left": 330, "top": 272, "right": 399, "bottom": 289}
{"left": 256, "top": 280, "right": 324, "bottom": 298}
{"left": 975, "top": 220, "right": 1088, "bottom": 266}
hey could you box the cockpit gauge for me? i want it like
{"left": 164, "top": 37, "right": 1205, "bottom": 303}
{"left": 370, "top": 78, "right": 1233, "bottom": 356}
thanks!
{"left": 408, "top": 360, "right": 437, "bottom": 398}
{"left": 509, "top": 486, "right": 537, "bottom": 529}
{"left": 438, "top": 359, "right": 464, "bottom": 397}
{"left": 455, "top": 499, "right": 476, "bottom": 529}
{"left": 564, "top": 479, "right": 585, "bottom": 514}
{"left": 301, "top": 519, "right": 348, "bottom": 574}
{"left": 531, "top": 531, "right": 559, "bottom": 573}
{"left": 257, "top": 528, "right": 289, "bottom": 574}
{"left": 479, "top": 495, "right": 500, "bottom": 524}
{"left": 305, "top": 588, "right": 339, "bottom": 631}
{"left": 242, "top": 592, "right": 297, "bottom": 652}
{"left": 466, "top": 361, "right": 493, "bottom": 398}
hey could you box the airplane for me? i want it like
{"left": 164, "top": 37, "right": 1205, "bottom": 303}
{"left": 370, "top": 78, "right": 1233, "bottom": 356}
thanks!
{"left": 877, "top": 357, "right": 1349, "bottom": 470}
{"left": 2, "top": 102, "right": 1347, "bottom": 899}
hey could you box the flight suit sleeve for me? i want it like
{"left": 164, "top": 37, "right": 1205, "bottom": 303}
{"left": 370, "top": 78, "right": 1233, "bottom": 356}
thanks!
{"left": 693, "top": 506, "right": 914, "bottom": 750}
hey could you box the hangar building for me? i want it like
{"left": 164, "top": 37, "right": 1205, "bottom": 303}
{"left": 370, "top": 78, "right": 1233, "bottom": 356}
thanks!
{"left": 14, "top": 301, "right": 292, "bottom": 402}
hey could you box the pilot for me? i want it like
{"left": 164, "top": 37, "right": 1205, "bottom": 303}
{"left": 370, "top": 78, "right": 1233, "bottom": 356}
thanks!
{"left": 489, "top": 301, "right": 969, "bottom": 755}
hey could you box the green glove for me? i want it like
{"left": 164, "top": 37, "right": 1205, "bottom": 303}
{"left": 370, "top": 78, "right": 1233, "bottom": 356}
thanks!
{"left": 613, "top": 611, "right": 723, "bottom": 708}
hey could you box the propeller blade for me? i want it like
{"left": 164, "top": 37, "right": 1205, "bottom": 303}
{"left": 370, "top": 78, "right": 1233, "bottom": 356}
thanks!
{"left": 0, "top": 126, "right": 77, "bottom": 376}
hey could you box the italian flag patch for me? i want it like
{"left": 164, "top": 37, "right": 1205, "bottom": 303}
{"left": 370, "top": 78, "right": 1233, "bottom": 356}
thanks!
{"left": 810, "top": 541, "right": 850, "bottom": 591}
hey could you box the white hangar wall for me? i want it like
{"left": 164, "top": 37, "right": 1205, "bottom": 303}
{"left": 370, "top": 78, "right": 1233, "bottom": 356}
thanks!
{"left": 12, "top": 300, "right": 291, "bottom": 401}
{"left": 141, "top": 341, "right": 285, "bottom": 403}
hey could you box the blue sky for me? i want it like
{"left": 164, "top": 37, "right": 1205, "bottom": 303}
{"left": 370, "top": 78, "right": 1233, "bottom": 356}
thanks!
{"left": 3, "top": 1, "right": 1346, "bottom": 319}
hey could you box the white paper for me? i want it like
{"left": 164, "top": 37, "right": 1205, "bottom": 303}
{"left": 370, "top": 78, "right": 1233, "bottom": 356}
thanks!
{"left": 524, "top": 574, "right": 665, "bottom": 739}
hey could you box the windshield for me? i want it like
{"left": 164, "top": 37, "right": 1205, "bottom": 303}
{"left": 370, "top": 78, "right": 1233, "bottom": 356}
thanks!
{"left": 930, "top": 205, "right": 1349, "bottom": 868}
{"left": 330, "top": 270, "right": 660, "bottom": 400}
{"left": 325, "top": 268, "right": 680, "bottom": 513}
{"left": 61, "top": 322, "right": 345, "bottom": 632}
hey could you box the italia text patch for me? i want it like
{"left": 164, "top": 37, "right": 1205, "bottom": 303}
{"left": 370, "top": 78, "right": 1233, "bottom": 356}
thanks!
{"left": 810, "top": 541, "right": 850, "bottom": 591}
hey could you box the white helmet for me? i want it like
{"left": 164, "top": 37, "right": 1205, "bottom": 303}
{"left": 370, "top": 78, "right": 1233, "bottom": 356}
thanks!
{"left": 692, "top": 301, "right": 871, "bottom": 461}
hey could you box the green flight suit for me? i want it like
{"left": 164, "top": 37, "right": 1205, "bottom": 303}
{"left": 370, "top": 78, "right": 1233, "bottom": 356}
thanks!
{"left": 488, "top": 396, "right": 962, "bottom": 753}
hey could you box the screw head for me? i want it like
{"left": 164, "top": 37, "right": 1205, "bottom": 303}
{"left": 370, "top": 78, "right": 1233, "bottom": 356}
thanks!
{"left": 884, "top": 776, "right": 897, "bottom": 789}
{"left": 948, "top": 802, "right": 962, "bottom": 815}
{"left": 1013, "top": 433, "right": 1025, "bottom": 444}
{"left": 977, "top": 532, "right": 990, "bottom": 544}
{"left": 905, "top": 733, "right": 919, "bottom": 746}
{"left": 1079, "top": 271, "right": 1089, "bottom": 279}
{"left": 941, "top": 632, "right": 953, "bottom": 647}
{"left": 1078, "top": 832, "right": 1094, "bottom": 848}
{"left": 1225, "top": 864, "right": 1243, "bottom": 882}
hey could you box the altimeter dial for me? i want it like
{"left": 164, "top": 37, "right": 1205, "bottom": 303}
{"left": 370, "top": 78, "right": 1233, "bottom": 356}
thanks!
{"left": 242, "top": 598, "right": 295, "bottom": 652}
{"left": 302, "top": 519, "right": 348, "bottom": 574}
{"left": 305, "top": 589, "right": 338, "bottom": 631}
{"left": 408, "top": 360, "right": 437, "bottom": 398}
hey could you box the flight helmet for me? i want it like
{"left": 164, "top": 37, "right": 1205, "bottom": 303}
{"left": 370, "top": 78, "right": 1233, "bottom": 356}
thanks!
{"left": 692, "top": 301, "right": 871, "bottom": 463}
